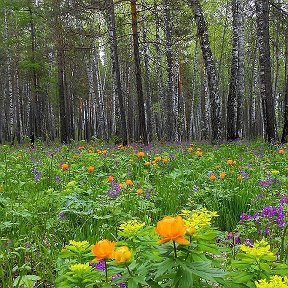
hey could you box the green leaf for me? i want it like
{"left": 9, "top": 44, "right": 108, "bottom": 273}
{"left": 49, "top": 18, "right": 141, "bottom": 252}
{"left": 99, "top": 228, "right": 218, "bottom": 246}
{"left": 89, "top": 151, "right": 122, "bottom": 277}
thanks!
{"left": 229, "top": 271, "right": 254, "bottom": 284}
{"left": 14, "top": 275, "right": 41, "bottom": 288}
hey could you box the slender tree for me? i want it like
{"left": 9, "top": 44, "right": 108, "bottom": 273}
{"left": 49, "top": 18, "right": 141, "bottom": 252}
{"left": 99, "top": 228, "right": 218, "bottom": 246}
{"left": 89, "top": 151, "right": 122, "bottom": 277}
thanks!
{"left": 189, "top": 0, "right": 222, "bottom": 143}
{"left": 107, "top": 0, "right": 128, "bottom": 145}
{"left": 227, "top": 0, "right": 245, "bottom": 140}
{"left": 281, "top": 29, "right": 288, "bottom": 143}
{"left": 130, "top": 0, "right": 148, "bottom": 145}
{"left": 255, "top": 0, "right": 278, "bottom": 142}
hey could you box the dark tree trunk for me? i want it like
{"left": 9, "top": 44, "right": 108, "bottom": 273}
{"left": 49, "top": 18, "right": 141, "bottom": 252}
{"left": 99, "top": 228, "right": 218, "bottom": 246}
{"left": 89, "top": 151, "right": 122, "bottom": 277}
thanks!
{"left": 54, "top": 0, "right": 68, "bottom": 143}
{"left": 28, "top": 5, "right": 39, "bottom": 140}
{"left": 281, "top": 30, "right": 288, "bottom": 143}
{"left": 107, "top": 0, "right": 128, "bottom": 146}
{"left": 255, "top": 0, "right": 278, "bottom": 142}
{"left": 130, "top": 0, "right": 148, "bottom": 145}
{"left": 189, "top": 0, "right": 222, "bottom": 143}
{"left": 164, "top": 0, "right": 175, "bottom": 141}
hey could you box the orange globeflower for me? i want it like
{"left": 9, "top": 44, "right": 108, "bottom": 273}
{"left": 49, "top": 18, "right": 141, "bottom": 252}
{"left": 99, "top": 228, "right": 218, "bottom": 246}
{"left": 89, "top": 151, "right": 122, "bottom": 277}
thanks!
{"left": 195, "top": 151, "right": 202, "bottom": 157}
{"left": 156, "top": 216, "right": 189, "bottom": 245}
{"left": 61, "top": 163, "right": 69, "bottom": 170}
{"left": 162, "top": 158, "right": 169, "bottom": 164}
{"left": 126, "top": 179, "right": 133, "bottom": 186}
{"left": 145, "top": 161, "right": 151, "bottom": 166}
{"left": 107, "top": 175, "right": 114, "bottom": 182}
{"left": 279, "top": 149, "right": 285, "bottom": 155}
{"left": 137, "top": 151, "right": 145, "bottom": 157}
{"left": 219, "top": 172, "right": 226, "bottom": 179}
{"left": 92, "top": 240, "right": 115, "bottom": 261}
{"left": 136, "top": 188, "right": 143, "bottom": 194}
{"left": 87, "top": 166, "right": 95, "bottom": 173}
{"left": 209, "top": 174, "right": 217, "bottom": 181}
{"left": 119, "top": 183, "right": 124, "bottom": 189}
{"left": 227, "top": 159, "right": 236, "bottom": 165}
{"left": 188, "top": 147, "right": 193, "bottom": 152}
{"left": 113, "top": 246, "right": 132, "bottom": 264}
{"left": 154, "top": 156, "right": 161, "bottom": 162}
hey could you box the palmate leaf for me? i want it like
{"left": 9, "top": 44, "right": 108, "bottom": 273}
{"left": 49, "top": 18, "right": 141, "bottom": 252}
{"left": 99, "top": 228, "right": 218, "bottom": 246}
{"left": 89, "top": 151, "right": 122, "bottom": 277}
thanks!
{"left": 183, "top": 260, "right": 226, "bottom": 283}
{"left": 153, "top": 258, "right": 175, "bottom": 279}
{"left": 228, "top": 271, "right": 254, "bottom": 284}
{"left": 173, "top": 265, "right": 194, "bottom": 288}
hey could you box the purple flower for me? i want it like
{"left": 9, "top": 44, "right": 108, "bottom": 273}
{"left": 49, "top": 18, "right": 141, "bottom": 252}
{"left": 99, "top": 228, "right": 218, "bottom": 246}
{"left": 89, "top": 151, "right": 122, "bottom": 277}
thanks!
{"left": 92, "top": 260, "right": 106, "bottom": 271}
{"left": 25, "top": 242, "right": 31, "bottom": 248}
{"left": 58, "top": 211, "right": 65, "bottom": 220}
{"left": 259, "top": 180, "right": 270, "bottom": 188}
{"left": 245, "top": 239, "right": 254, "bottom": 247}
{"left": 280, "top": 197, "right": 288, "bottom": 204}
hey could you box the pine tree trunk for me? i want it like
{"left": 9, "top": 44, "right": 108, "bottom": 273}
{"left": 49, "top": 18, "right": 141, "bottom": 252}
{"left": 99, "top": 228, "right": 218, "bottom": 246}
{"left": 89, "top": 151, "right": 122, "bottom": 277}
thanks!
{"left": 255, "top": 0, "right": 278, "bottom": 142}
{"left": 190, "top": 0, "right": 222, "bottom": 143}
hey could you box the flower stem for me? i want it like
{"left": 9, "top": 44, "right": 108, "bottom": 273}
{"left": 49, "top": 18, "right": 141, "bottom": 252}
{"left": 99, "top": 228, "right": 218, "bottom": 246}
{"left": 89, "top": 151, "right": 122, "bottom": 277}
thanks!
{"left": 126, "top": 264, "right": 133, "bottom": 276}
{"left": 280, "top": 224, "right": 288, "bottom": 262}
{"left": 104, "top": 259, "right": 108, "bottom": 283}
{"left": 173, "top": 241, "right": 177, "bottom": 258}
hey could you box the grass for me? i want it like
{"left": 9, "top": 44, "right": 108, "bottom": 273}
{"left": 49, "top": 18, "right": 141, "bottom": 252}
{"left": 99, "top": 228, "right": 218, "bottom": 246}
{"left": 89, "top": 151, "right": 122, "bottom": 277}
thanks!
{"left": 0, "top": 141, "right": 287, "bottom": 287}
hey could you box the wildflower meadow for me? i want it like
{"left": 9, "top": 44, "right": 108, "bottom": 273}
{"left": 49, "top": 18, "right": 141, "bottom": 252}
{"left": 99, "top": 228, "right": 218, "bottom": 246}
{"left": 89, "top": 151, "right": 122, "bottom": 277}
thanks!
{"left": 0, "top": 141, "right": 288, "bottom": 287}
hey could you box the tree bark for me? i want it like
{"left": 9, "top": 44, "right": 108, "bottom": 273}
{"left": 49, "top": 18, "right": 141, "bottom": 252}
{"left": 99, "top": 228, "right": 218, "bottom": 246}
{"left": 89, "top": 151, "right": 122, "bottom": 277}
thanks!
{"left": 281, "top": 29, "right": 288, "bottom": 143}
{"left": 164, "top": 0, "right": 175, "bottom": 141}
{"left": 107, "top": 0, "right": 128, "bottom": 145}
{"left": 130, "top": 0, "right": 148, "bottom": 145}
{"left": 255, "top": 0, "right": 278, "bottom": 142}
{"left": 189, "top": 0, "right": 222, "bottom": 143}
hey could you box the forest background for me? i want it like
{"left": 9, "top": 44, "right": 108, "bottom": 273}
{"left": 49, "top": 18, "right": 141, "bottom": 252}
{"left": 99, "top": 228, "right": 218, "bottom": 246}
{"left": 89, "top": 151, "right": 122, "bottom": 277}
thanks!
{"left": 0, "top": 0, "right": 288, "bottom": 145}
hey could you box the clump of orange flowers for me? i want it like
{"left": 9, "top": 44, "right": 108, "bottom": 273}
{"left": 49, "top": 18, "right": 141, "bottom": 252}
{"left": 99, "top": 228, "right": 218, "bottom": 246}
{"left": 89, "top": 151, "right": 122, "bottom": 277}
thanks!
{"left": 126, "top": 179, "right": 133, "bottom": 186}
{"left": 137, "top": 151, "right": 145, "bottom": 157}
{"left": 155, "top": 215, "right": 189, "bottom": 245}
{"left": 87, "top": 166, "right": 95, "bottom": 173}
{"left": 195, "top": 148, "right": 202, "bottom": 157}
{"left": 92, "top": 240, "right": 115, "bottom": 261}
{"left": 61, "top": 163, "right": 69, "bottom": 170}
{"left": 92, "top": 240, "right": 132, "bottom": 265}
{"left": 227, "top": 159, "right": 236, "bottom": 165}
